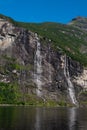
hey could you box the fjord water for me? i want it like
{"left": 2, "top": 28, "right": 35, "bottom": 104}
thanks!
{"left": 0, "top": 107, "right": 87, "bottom": 130}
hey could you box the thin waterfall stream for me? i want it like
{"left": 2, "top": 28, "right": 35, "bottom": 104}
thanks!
{"left": 64, "top": 55, "right": 78, "bottom": 105}
{"left": 34, "top": 34, "right": 42, "bottom": 97}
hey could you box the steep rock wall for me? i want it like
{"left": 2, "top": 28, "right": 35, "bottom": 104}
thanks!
{"left": 0, "top": 18, "right": 86, "bottom": 105}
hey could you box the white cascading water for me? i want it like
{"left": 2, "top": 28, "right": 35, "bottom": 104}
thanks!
{"left": 34, "top": 34, "right": 42, "bottom": 97}
{"left": 64, "top": 55, "right": 78, "bottom": 105}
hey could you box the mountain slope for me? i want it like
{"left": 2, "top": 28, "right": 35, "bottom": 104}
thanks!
{"left": 15, "top": 18, "right": 87, "bottom": 66}
{"left": 0, "top": 14, "right": 87, "bottom": 106}
{"left": 1, "top": 14, "right": 87, "bottom": 65}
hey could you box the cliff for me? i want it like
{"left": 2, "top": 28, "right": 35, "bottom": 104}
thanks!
{"left": 0, "top": 15, "right": 87, "bottom": 106}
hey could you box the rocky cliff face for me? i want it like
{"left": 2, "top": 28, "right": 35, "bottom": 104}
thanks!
{"left": 0, "top": 17, "right": 87, "bottom": 106}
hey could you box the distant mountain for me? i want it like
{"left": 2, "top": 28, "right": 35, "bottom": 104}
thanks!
{"left": 69, "top": 16, "right": 87, "bottom": 30}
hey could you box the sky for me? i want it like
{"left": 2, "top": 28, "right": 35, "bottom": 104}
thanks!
{"left": 0, "top": 0, "right": 87, "bottom": 23}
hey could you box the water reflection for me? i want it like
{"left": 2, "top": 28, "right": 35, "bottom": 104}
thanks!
{"left": 0, "top": 107, "right": 86, "bottom": 130}
{"left": 34, "top": 107, "right": 69, "bottom": 130}
{"left": 68, "top": 107, "right": 78, "bottom": 130}
{"left": 35, "top": 108, "right": 41, "bottom": 130}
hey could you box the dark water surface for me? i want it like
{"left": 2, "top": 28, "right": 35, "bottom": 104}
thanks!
{"left": 0, "top": 106, "right": 87, "bottom": 130}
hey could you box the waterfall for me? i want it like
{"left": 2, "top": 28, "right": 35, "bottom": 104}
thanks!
{"left": 64, "top": 55, "right": 78, "bottom": 105}
{"left": 34, "top": 34, "right": 42, "bottom": 97}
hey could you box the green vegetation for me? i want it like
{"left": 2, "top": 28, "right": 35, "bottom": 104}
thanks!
{"left": 1, "top": 14, "right": 87, "bottom": 65}
{"left": 0, "top": 14, "right": 87, "bottom": 106}
{"left": 0, "top": 82, "right": 22, "bottom": 104}
{"left": 19, "top": 94, "right": 68, "bottom": 107}
{"left": 15, "top": 21, "right": 87, "bottom": 66}
{"left": 0, "top": 82, "right": 70, "bottom": 106}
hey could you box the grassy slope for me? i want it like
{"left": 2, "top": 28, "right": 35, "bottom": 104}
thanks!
{"left": 0, "top": 14, "right": 87, "bottom": 66}
{"left": 16, "top": 22, "right": 87, "bottom": 66}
